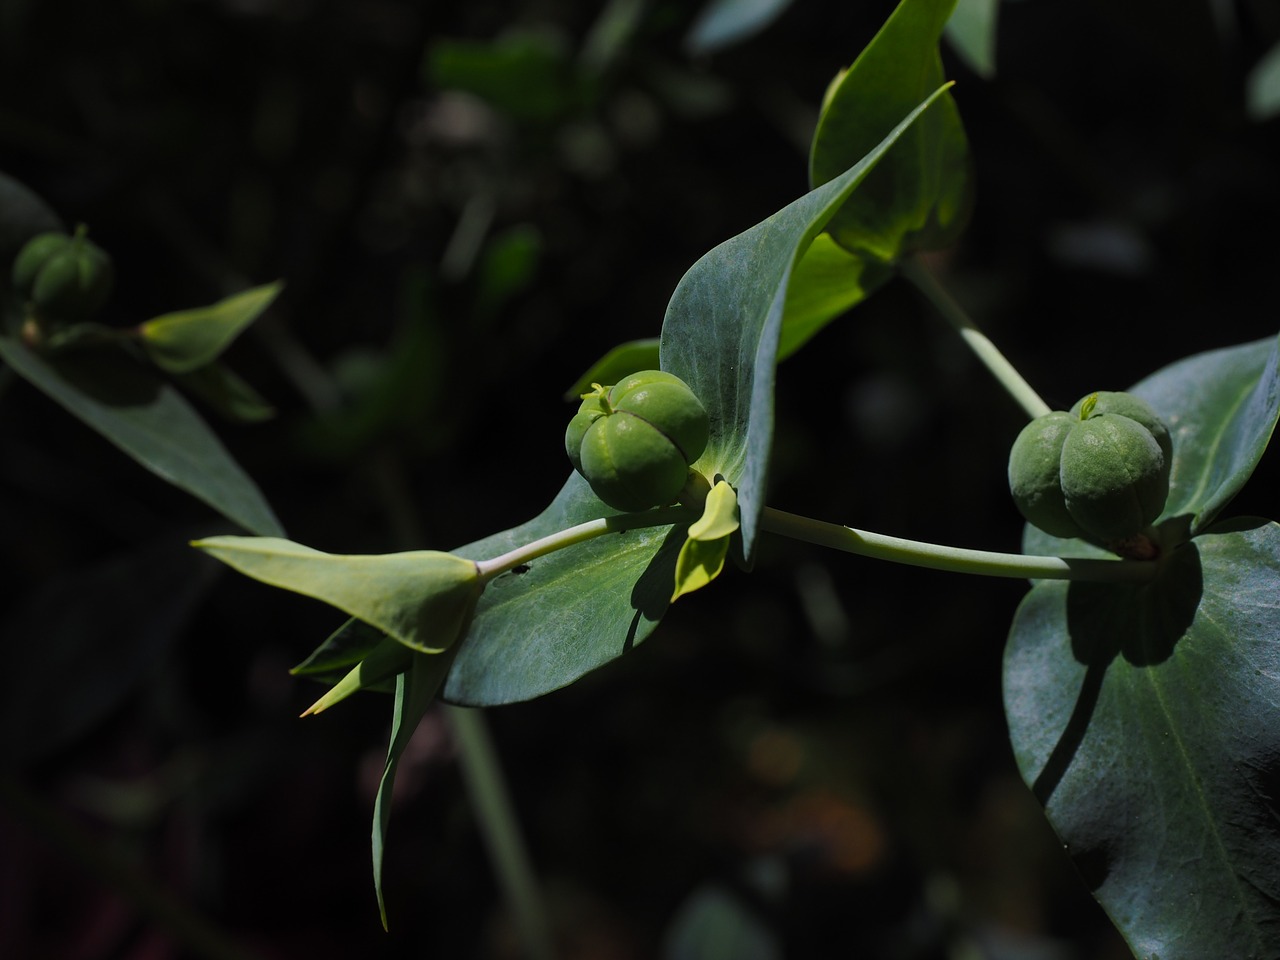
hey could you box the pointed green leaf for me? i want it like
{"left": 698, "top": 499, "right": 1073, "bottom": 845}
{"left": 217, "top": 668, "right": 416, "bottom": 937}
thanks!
{"left": 672, "top": 537, "right": 732, "bottom": 604}
{"left": 778, "top": 233, "right": 892, "bottom": 361}
{"left": 662, "top": 85, "right": 954, "bottom": 560}
{"left": 0, "top": 316, "right": 283, "bottom": 536}
{"left": 673, "top": 480, "right": 740, "bottom": 602}
{"left": 689, "top": 479, "right": 740, "bottom": 541}
{"left": 1129, "top": 335, "right": 1279, "bottom": 535}
{"left": 292, "top": 617, "right": 387, "bottom": 679}
{"left": 374, "top": 649, "right": 456, "bottom": 929}
{"left": 138, "top": 282, "right": 282, "bottom": 374}
{"left": 1005, "top": 519, "right": 1280, "bottom": 960}
{"left": 809, "top": 0, "right": 973, "bottom": 262}
{"left": 302, "top": 636, "right": 412, "bottom": 715}
{"left": 563, "top": 338, "right": 661, "bottom": 400}
{"left": 193, "top": 536, "right": 481, "bottom": 654}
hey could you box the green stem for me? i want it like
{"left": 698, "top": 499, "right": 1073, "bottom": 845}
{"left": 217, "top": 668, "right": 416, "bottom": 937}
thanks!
{"left": 759, "top": 507, "right": 1157, "bottom": 582}
{"left": 446, "top": 707, "right": 556, "bottom": 960}
{"left": 475, "top": 505, "right": 694, "bottom": 581}
{"left": 900, "top": 257, "right": 1052, "bottom": 421}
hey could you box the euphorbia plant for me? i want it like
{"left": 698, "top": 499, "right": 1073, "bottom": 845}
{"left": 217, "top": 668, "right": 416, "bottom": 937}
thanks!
{"left": 6, "top": 0, "right": 1279, "bottom": 957}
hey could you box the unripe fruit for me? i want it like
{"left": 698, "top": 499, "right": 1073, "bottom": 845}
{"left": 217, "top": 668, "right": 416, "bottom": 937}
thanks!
{"left": 1007, "top": 411, "right": 1085, "bottom": 539}
{"left": 1008, "top": 391, "right": 1171, "bottom": 544}
{"left": 565, "top": 370, "right": 710, "bottom": 511}
{"left": 11, "top": 225, "right": 113, "bottom": 324}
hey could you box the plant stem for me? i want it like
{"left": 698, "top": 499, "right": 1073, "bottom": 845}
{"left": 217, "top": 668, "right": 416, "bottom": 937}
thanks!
{"left": 475, "top": 505, "right": 694, "bottom": 581}
{"left": 447, "top": 707, "right": 556, "bottom": 960}
{"left": 759, "top": 507, "right": 1157, "bottom": 582}
{"left": 900, "top": 257, "right": 1052, "bottom": 420}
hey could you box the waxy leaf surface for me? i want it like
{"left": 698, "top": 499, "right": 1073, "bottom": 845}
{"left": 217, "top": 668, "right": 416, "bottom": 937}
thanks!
{"left": 445, "top": 473, "right": 685, "bottom": 706}
{"left": 662, "top": 85, "right": 953, "bottom": 561}
{"left": 1008, "top": 334, "right": 1280, "bottom": 958}
{"left": 1005, "top": 519, "right": 1280, "bottom": 960}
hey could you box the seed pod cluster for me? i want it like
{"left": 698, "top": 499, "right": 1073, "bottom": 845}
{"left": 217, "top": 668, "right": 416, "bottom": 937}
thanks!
{"left": 11, "top": 225, "right": 114, "bottom": 325}
{"left": 1008, "top": 391, "right": 1172, "bottom": 543}
{"left": 565, "top": 370, "right": 709, "bottom": 511}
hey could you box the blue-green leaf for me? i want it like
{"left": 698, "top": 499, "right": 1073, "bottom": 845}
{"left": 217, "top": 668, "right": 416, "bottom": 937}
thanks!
{"left": 662, "top": 85, "right": 954, "bottom": 560}
{"left": 1005, "top": 519, "right": 1280, "bottom": 960}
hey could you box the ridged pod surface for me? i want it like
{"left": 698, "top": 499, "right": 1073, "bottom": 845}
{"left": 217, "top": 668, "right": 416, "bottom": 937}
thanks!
{"left": 565, "top": 370, "right": 709, "bottom": 512}
{"left": 1008, "top": 392, "right": 1171, "bottom": 544}
{"left": 11, "top": 226, "right": 114, "bottom": 324}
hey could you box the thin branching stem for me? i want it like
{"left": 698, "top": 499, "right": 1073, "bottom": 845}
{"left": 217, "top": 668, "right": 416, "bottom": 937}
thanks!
{"left": 900, "top": 256, "right": 1053, "bottom": 421}
{"left": 759, "top": 507, "right": 1157, "bottom": 582}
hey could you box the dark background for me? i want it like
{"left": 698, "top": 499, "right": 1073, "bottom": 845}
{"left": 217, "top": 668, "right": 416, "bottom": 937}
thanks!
{"left": 2, "top": 0, "right": 1279, "bottom": 957}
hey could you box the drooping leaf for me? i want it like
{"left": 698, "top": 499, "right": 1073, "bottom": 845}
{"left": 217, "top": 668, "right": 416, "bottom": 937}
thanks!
{"left": 138, "top": 282, "right": 282, "bottom": 375}
{"left": 673, "top": 480, "right": 740, "bottom": 602}
{"left": 944, "top": 0, "right": 999, "bottom": 79}
{"left": 1004, "top": 518, "right": 1280, "bottom": 960}
{"left": 662, "top": 84, "right": 954, "bottom": 560}
{"left": 563, "top": 338, "right": 662, "bottom": 400}
{"left": 445, "top": 473, "right": 689, "bottom": 706}
{"left": 193, "top": 536, "right": 481, "bottom": 654}
{"left": 0, "top": 316, "right": 283, "bottom": 537}
{"left": 777, "top": 233, "right": 892, "bottom": 361}
{"left": 809, "top": 0, "right": 973, "bottom": 263}
{"left": 374, "top": 649, "right": 456, "bottom": 929}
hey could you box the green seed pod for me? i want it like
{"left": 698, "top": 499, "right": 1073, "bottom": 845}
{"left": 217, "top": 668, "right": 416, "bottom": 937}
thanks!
{"left": 1060, "top": 408, "right": 1168, "bottom": 542}
{"left": 11, "top": 224, "right": 114, "bottom": 324}
{"left": 565, "top": 370, "right": 710, "bottom": 511}
{"left": 1007, "top": 390, "right": 1172, "bottom": 544}
{"left": 1008, "top": 410, "right": 1086, "bottom": 539}
{"left": 1070, "top": 390, "right": 1173, "bottom": 491}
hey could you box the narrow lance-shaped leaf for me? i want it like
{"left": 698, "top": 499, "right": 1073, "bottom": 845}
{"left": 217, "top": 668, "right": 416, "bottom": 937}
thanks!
{"left": 0, "top": 315, "right": 284, "bottom": 537}
{"left": 662, "top": 84, "right": 955, "bottom": 561}
{"left": 193, "top": 536, "right": 481, "bottom": 654}
{"left": 374, "top": 650, "right": 456, "bottom": 929}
